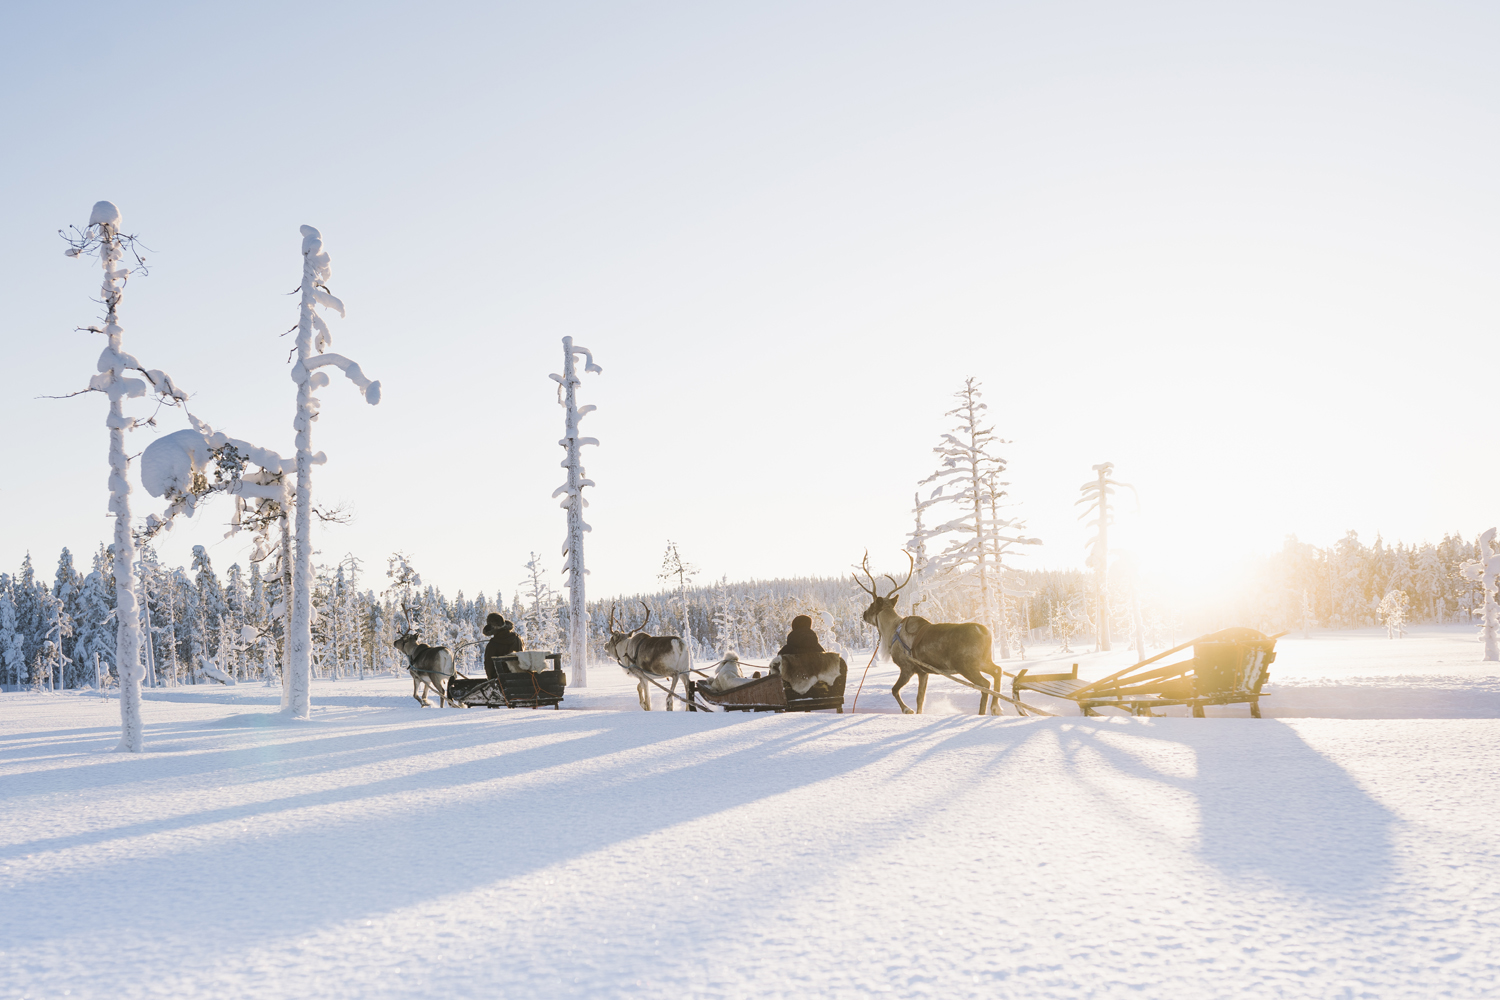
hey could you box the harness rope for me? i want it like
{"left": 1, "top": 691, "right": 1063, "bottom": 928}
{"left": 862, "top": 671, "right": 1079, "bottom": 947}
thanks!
{"left": 849, "top": 644, "right": 880, "bottom": 714}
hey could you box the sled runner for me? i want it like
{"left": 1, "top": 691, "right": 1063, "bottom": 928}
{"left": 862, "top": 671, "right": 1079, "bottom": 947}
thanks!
{"left": 1010, "top": 627, "right": 1281, "bottom": 718}
{"left": 448, "top": 652, "right": 566, "bottom": 709}
{"left": 686, "top": 655, "right": 848, "bottom": 713}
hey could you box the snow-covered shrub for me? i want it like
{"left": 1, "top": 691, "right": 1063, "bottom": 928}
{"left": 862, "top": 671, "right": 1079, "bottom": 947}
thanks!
{"left": 1377, "top": 590, "right": 1410, "bottom": 639}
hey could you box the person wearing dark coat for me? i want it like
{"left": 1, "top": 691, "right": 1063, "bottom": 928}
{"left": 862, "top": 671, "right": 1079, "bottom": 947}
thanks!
{"left": 482, "top": 612, "right": 524, "bottom": 678}
{"left": 778, "top": 615, "right": 826, "bottom": 658}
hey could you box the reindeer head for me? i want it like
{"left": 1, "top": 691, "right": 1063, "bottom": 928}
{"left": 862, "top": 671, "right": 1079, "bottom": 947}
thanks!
{"left": 603, "top": 601, "right": 652, "bottom": 661}
{"left": 853, "top": 550, "right": 913, "bottom": 626}
{"left": 393, "top": 632, "right": 419, "bottom": 659}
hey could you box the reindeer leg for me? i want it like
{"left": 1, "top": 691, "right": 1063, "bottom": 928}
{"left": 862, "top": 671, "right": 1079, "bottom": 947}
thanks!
{"left": 639, "top": 678, "right": 651, "bottom": 711}
{"left": 960, "top": 665, "right": 1000, "bottom": 716}
{"left": 891, "top": 664, "right": 916, "bottom": 714}
{"left": 666, "top": 674, "right": 677, "bottom": 711}
{"left": 916, "top": 673, "right": 929, "bottom": 714}
{"left": 412, "top": 675, "right": 425, "bottom": 707}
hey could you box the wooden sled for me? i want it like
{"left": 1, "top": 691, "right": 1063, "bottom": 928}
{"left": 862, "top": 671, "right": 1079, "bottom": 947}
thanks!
{"left": 687, "top": 655, "right": 848, "bottom": 713}
{"left": 1011, "top": 627, "right": 1281, "bottom": 718}
{"left": 449, "top": 652, "right": 566, "bottom": 709}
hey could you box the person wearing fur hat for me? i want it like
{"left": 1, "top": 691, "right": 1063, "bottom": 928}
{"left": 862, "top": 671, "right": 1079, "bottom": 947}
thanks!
{"left": 482, "top": 612, "right": 524, "bottom": 678}
{"left": 777, "top": 615, "right": 825, "bottom": 657}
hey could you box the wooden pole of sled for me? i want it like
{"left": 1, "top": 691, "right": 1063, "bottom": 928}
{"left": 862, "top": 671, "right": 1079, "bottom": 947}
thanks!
{"left": 943, "top": 672, "right": 1058, "bottom": 717}
{"left": 639, "top": 670, "right": 715, "bottom": 712}
{"left": 897, "top": 651, "right": 1058, "bottom": 717}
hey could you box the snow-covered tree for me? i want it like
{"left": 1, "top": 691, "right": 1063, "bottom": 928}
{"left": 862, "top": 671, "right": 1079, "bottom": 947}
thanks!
{"left": 906, "top": 492, "right": 940, "bottom": 616}
{"left": 281, "top": 225, "right": 381, "bottom": 716}
{"left": 658, "top": 540, "right": 698, "bottom": 663}
{"left": 1048, "top": 598, "right": 1076, "bottom": 653}
{"left": 518, "top": 552, "right": 561, "bottom": 651}
{"left": 1461, "top": 528, "right": 1500, "bottom": 661}
{"left": 385, "top": 553, "right": 422, "bottom": 634}
{"left": 1377, "top": 590, "right": 1410, "bottom": 639}
{"left": 0, "top": 591, "right": 25, "bottom": 689}
{"left": 62, "top": 202, "right": 191, "bottom": 750}
{"left": 550, "top": 337, "right": 601, "bottom": 686}
{"left": 1075, "top": 462, "right": 1136, "bottom": 652}
{"left": 918, "top": 378, "right": 1033, "bottom": 650}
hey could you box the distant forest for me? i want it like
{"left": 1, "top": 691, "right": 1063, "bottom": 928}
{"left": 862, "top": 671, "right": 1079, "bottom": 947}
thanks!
{"left": 0, "top": 529, "right": 1489, "bottom": 690}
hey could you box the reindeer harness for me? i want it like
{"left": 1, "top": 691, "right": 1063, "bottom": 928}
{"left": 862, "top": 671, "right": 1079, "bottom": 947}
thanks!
{"left": 891, "top": 619, "right": 921, "bottom": 657}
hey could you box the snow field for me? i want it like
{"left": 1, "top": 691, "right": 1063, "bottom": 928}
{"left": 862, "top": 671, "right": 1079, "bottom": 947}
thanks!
{"left": 4, "top": 695, "right": 1500, "bottom": 998}
{"left": 4, "top": 624, "right": 1499, "bottom": 998}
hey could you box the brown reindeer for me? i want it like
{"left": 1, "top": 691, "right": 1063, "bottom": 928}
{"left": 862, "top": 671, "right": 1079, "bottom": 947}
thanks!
{"left": 854, "top": 551, "right": 1005, "bottom": 715}
{"left": 604, "top": 602, "right": 692, "bottom": 710}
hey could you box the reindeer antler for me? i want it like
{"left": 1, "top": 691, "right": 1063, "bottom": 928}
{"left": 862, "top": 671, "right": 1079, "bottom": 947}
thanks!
{"left": 608, "top": 602, "right": 618, "bottom": 633}
{"left": 882, "top": 550, "right": 915, "bottom": 597}
{"left": 851, "top": 550, "right": 880, "bottom": 597}
{"left": 634, "top": 601, "right": 653, "bottom": 633}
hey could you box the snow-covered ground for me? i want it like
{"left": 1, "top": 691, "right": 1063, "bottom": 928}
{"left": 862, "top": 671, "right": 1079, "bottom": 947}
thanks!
{"left": 4, "top": 626, "right": 1498, "bottom": 998}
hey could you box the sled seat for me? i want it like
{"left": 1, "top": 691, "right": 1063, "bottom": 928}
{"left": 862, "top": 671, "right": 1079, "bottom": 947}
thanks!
{"left": 1011, "top": 663, "right": 1086, "bottom": 700}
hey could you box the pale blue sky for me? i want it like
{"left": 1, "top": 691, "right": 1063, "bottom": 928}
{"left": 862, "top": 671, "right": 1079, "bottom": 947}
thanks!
{"left": 3, "top": 1, "right": 1497, "bottom": 602}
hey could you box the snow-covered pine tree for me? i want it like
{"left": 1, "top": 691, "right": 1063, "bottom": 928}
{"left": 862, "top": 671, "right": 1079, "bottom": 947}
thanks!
{"left": 1075, "top": 462, "right": 1136, "bottom": 652}
{"left": 550, "top": 337, "right": 602, "bottom": 687}
{"left": 1048, "top": 598, "right": 1074, "bottom": 653}
{"left": 658, "top": 541, "right": 698, "bottom": 666}
{"left": 284, "top": 226, "right": 381, "bottom": 717}
{"left": 519, "top": 553, "right": 562, "bottom": 650}
{"left": 980, "top": 467, "right": 1040, "bottom": 659}
{"left": 1461, "top": 528, "right": 1500, "bottom": 661}
{"left": 385, "top": 552, "right": 422, "bottom": 635}
{"left": 918, "top": 378, "right": 1020, "bottom": 649}
{"left": 906, "top": 492, "right": 940, "bottom": 616}
{"left": 62, "top": 203, "right": 191, "bottom": 750}
{"left": 0, "top": 592, "right": 23, "bottom": 690}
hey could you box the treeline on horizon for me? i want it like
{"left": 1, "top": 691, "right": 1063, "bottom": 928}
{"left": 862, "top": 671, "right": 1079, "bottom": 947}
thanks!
{"left": 0, "top": 529, "right": 1489, "bottom": 690}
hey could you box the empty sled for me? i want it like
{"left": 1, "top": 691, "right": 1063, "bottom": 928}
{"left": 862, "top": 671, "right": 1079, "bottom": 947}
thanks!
{"left": 1011, "top": 627, "right": 1281, "bottom": 718}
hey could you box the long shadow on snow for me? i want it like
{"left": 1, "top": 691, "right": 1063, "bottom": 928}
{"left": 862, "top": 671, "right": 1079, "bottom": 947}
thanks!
{"left": 0, "top": 712, "right": 555, "bottom": 801}
{"left": 3, "top": 712, "right": 1027, "bottom": 941}
{"left": 1049, "top": 719, "right": 1396, "bottom": 898}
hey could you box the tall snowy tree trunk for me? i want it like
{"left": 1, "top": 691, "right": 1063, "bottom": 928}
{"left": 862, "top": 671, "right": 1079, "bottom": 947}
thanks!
{"left": 280, "top": 515, "right": 293, "bottom": 703}
{"left": 552, "top": 337, "right": 601, "bottom": 688}
{"left": 994, "top": 583, "right": 1011, "bottom": 659}
{"left": 85, "top": 208, "right": 148, "bottom": 751}
{"left": 286, "top": 283, "right": 317, "bottom": 718}
{"left": 967, "top": 407, "right": 993, "bottom": 649}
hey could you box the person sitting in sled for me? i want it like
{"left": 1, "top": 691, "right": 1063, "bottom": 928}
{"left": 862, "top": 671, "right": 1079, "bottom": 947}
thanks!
{"left": 778, "top": 615, "right": 825, "bottom": 657}
{"left": 482, "top": 613, "right": 524, "bottom": 678}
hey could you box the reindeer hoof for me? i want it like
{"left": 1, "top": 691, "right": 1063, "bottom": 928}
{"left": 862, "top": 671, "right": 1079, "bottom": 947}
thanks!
{"left": 902, "top": 707, "right": 915, "bottom": 715}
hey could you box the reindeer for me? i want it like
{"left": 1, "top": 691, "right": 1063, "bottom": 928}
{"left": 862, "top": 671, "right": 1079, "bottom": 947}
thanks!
{"left": 854, "top": 551, "right": 1005, "bottom": 715}
{"left": 605, "top": 602, "right": 692, "bottom": 710}
{"left": 393, "top": 630, "right": 456, "bottom": 707}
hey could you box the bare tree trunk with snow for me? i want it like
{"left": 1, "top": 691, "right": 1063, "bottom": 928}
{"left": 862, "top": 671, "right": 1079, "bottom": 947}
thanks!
{"left": 1462, "top": 528, "right": 1500, "bottom": 662}
{"left": 551, "top": 338, "right": 602, "bottom": 687}
{"left": 1077, "top": 463, "right": 1136, "bottom": 654}
{"left": 64, "top": 203, "right": 186, "bottom": 750}
{"left": 284, "top": 226, "right": 380, "bottom": 718}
